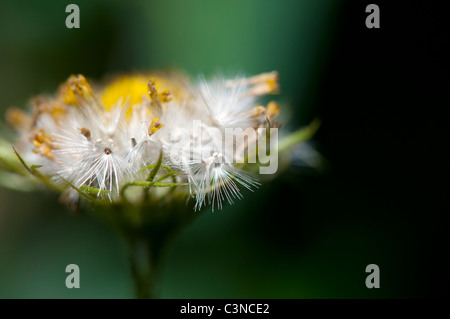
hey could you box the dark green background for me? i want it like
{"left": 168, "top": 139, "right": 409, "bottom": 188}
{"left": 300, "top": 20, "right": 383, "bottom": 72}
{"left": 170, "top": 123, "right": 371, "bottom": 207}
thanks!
{"left": 0, "top": 0, "right": 447, "bottom": 298}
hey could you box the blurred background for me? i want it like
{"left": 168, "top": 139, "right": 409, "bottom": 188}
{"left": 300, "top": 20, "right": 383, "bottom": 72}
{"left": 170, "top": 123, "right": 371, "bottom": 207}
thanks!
{"left": 0, "top": 0, "right": 447, "bottom": 298}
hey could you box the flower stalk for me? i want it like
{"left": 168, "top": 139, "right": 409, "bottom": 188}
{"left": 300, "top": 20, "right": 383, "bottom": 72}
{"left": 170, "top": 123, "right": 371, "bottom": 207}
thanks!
{"left": 117, "top": 201, "right": 195, "bottom": 299}
{"left": 128, "top": 236, "right": 160, "bottom": 299}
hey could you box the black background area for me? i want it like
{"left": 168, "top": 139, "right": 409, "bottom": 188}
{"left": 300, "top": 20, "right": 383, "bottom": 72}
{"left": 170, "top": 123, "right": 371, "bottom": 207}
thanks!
{"left": 255, "top": 0, "right": 448, "bottom": 298}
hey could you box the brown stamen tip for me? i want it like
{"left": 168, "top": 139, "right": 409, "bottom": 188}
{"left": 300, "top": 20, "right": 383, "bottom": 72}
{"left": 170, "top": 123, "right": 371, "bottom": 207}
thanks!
{"left": 80, "top": 128, "right": 91, "bottom": 140}
{"left": 148, "top": 117, "right": 164, "bottom": 135}
{"left": 160, "top": 90, "right": 172, "bottom": 103}
{"left": 148, "top": 80, "right": 156, "bottom": 95}
{"left": 104, "top": 147, "right": 112, "bottom": 155}
{"left": 6, "top": 107, "right": 32, "bottom": 130}
{"left": 68, "top": 74, "right": 93, "bottom": 99}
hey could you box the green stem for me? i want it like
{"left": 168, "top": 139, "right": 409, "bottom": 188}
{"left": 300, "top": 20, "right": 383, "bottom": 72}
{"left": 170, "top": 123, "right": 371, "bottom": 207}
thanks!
{"left": 128, "top": 236, "right": 164, "bottom": 299}
{"left": 278, "top": 118, "right": 321, "bottom": 153}
{"left": 94, "top": 199, "right": 198, "bottom": 299}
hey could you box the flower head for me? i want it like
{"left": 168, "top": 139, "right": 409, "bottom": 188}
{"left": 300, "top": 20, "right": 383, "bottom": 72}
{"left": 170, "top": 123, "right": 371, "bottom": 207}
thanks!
{"left": 3, "top": 71, "right": 281, "bottom": 210}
